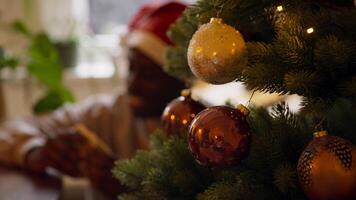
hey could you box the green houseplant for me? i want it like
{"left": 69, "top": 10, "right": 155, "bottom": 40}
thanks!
{"left": 12, "top": 21, "right": 75, "bottom": 114}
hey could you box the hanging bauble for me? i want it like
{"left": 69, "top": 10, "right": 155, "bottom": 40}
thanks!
{"left": 188, "top": 105, "right": 251, "bottom": 168}
{"left": 297, "top": 131, "right": 356, "bottom": 200}
{"left": 187, "top": 18, "right": 247, "bottom": 85}
{"left": 162, "top": 90, "right": 205, "bottom": 137}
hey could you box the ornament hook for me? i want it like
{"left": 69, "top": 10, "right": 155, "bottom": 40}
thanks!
{"left": 246, "top": 90, "right": 257, "bottom": 107}
{"left": 314, "top": 117, "right": 326, "bottom": 132}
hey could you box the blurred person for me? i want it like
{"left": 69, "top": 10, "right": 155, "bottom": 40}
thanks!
{"left": 0, "top": 0, "right": 186, "bottom": 197}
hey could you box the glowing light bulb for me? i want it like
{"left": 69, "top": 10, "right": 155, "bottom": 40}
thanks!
{"left": 307, "top": 27, "right": 314, "bottom": 34}
{"left": 276, "top": 5, "right": 283, "bottom": 12}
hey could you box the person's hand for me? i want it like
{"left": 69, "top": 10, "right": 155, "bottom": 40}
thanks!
{"left": 24, "top": 127, "right": 85, "bottom": 176}
{"left": 41, "top": 128, "right": 86, "bottom": 177}
{"left": 79, "top": 147, "right": 125, "bottom": 197}
{"left": 25, "top": 124, "right": 125, "bottom": 196}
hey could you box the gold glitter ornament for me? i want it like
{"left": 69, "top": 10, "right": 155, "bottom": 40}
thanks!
{"left": 187, "top": 18, "right": 247, "bottom": 85}
{"left": 297, "top": 131, "right": 356, "bottom": 200}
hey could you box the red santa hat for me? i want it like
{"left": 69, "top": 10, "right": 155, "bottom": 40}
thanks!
{"left": 126, "top": 0, "right": 187, "bottom": 66}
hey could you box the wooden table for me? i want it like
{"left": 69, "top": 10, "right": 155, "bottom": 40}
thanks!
{"left": 0, "top": 167, "right": 61, "bottom": 200}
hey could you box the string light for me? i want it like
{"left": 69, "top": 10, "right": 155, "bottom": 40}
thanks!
{"left": 307, "top": 27, "right": 314, "bottom": 34}
{"left": 276, "top": 5, "right": 284, "bottom": 12}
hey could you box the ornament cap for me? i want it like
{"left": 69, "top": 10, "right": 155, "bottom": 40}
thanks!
{"left": 210, "top": 17, "right": 223, "bottom": 24}
{"left": 313, "top": 131, "right": 328, "bottom": 138}
{"left": 181, "top": 89, "right": 191, "bottom": 97}
{"left": 236, "top": 104, "right": 250, "bottom": 116}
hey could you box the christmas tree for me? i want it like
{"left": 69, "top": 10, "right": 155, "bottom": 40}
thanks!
{"left": 113, "top": 0, "right": 356, "bottom": 199}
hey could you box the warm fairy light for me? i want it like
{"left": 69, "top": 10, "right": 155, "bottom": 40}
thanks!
{"left": 307, "top": 27, "right": 314, "bottom": 34}
{"left": 170, "top": 115, "right": 176, "bottom": 121}
{"left": 182, "top": 119, "right": 188, "bottom": 125}
{"left": 276, "top": 5, "right": 284, "bottom": 12}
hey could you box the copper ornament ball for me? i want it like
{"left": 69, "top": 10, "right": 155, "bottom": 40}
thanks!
{"left": 297, "top": 131, "right": 356, "bottom": 200}
{"left": 161, "top": 90, "right": 205, "bottom": 137}
{"left": 188, "top": 105, "right": 251, "bottom": 168}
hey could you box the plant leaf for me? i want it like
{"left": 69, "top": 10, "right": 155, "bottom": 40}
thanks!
{"left": 28, "top": 33, "right": 62, "bottom": 88}
{"left": 33, "top": 87, "right": 74, "bottom": 114}
{"left": 11, "top": 20, "right": 32, "bottom": 38}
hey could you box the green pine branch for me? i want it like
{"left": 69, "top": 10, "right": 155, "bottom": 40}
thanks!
{"left": 113, "top": 101, "right": 355, "bottom": 199}
{"left": 166, "top": 0, "right": 356, "bottom": 114}
{"left": 116, "top": 1, "right": 356, "bottom": 199}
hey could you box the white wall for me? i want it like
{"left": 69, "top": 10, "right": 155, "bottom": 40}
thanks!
{"left": 40, "top": 0, "right": 89, "bottom": 41}
{"left": 0, "top": 0, "right": 42, "bottom": 55}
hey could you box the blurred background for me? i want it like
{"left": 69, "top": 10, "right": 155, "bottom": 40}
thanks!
{"left": 0, "top": 0, "right": 192, "bottom": 120}
{"left": 0, "top": 0, "right": 300, "bottom": 121}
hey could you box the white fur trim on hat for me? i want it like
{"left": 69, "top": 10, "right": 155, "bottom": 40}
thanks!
{"left": 126, "top": 30, "right": 168, "bottom": 66}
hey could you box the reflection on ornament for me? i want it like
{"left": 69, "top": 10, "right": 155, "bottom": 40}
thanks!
{"left": 162, "top": 90, "right": 205, "bottom": 137}
{"left": 298, "top": 131, "right": 356, "bottom": 200}
{"left": 188, "top": 105, "right": 251, "bottom": 168}
{"left": 187, "top": 18, "right": 247, "bottom": 85}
